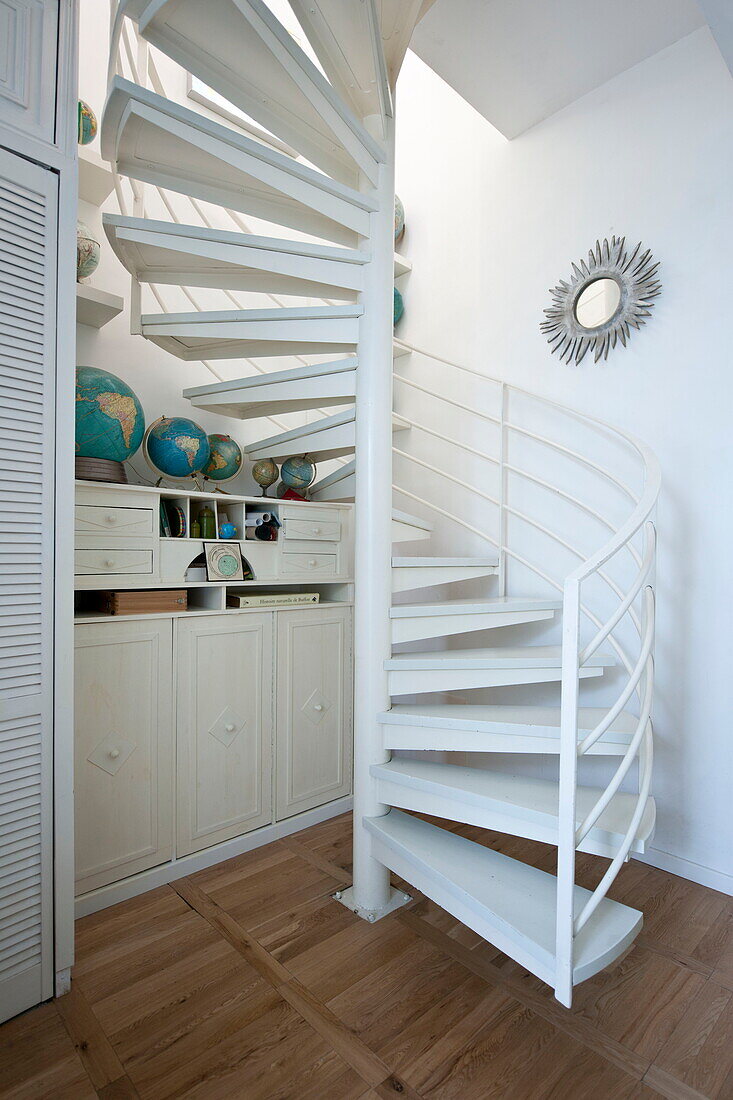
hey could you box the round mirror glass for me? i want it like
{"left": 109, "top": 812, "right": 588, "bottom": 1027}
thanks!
{"left": 575, "top": 277, "right": 621, "bottom": 329}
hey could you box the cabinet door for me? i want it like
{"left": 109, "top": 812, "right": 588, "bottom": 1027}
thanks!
{"left": 176, "top": 614, "right": 273, "bottom": 856}
{"left": 74, "top": 621, "right": 173, "bottom": 894}
{"left": 0, "top": 0, "right": 59, "bottom": 145}
{"left": 276, "top": 606, "right": 352, "bottom": 820}
{"left": 0, "top": 150, "right": 57, "bottom": 1022}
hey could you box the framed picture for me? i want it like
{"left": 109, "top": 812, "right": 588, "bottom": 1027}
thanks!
{"left": 204, "top": 541, "right": 245, "bottom": 582}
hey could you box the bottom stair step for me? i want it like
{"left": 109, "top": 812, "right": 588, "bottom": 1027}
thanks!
{"left": 366, "top": 809, "right": 643, "bottom": 993}
{"left": 370, "top": 759, "right": 656, "bottom": 858}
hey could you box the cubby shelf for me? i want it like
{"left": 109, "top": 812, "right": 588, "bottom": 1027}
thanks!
{"left": 76, "top": 284, "right": 124, "bottom": 328}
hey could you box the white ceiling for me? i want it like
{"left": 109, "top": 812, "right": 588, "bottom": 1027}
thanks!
{"left": 410, "top": 0, "right": 707, "bottom": 139}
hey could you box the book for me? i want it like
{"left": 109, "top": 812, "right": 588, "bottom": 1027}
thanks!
{"left": 91, "top": 590, "right": 188, "bottom": 615}
{"left": 226, "top": 592, "right": 320, "bottom": 609}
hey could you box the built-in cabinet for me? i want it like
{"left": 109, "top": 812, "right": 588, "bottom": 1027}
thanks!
{"left": 73, "top": 605, "right": 353, "bottom": 900}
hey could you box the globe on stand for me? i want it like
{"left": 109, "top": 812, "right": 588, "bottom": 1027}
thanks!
{"left": 77, "top": 222, "right": 100, "bottom": 281}
{"left": 202, "top": 433, "right": 242, "bottom": 490}
{"left": 394, "top": 195, "right": 405, "bottom": 245}
{"left": 78, "top": 100, "right": 97, "bottom": 145}
{"left": 281, "top": 456, "right": 315, "bottom": 494}
{"left": 143, "top": 416, "right": 211, "bottom": 488}
{"left": 75, "top": 366, "right": 145, "bottom": 483}
{"left": 252, "top": 457, "right": 279, "bottom": 497}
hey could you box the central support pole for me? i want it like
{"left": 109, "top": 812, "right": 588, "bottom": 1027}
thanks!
{"left": 337, "top": 114, "right": 408, "bottom": 922}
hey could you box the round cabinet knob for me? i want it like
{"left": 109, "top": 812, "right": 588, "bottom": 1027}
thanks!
{"left": 105, "top": 514, "right": 116, "bottom": 524}
{"left": 225, "top": 723, "right": 235, "bottom": 732}
{"left": 308, "top": 559, "right": 317, "bottom": 567}
{"left": 314, "top": 704, "right": 324, "bottom": 712}
{"left": 108, "top": 748, "right": 120, "bottom": 760}
{"left": 313, "top": 527, "right": 321, "bottom": 535}
{"left": 104, "top": 559, "right": 115, "bottom": 568}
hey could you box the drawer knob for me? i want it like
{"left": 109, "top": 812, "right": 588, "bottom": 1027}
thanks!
{"left": 308, "top": 559, "right": 316, "bottom": 567}
{"left": 313, "top": 527, "right": 321, "bottom": 534}
{"left": 108, "top": 748, "right": 120, "bottom": 760}
{"left": 225, "top": 723, "right": 235, "bottom": 732}
{"left": 105, "top": 514, "right": 116, "bottom": 524}
{"left": 314, "top": 703, "right": 324, "bottom": 712}
{"left": 104, "top": 559, "right": 115, "bottom": 568}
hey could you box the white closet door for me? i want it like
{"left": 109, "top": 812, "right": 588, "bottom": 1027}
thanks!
{"left": 0, "top": 148, "right": 56, "bottom": 1023}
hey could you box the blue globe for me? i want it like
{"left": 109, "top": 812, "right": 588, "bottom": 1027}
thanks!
{"left": 203, "top": 433, "right": 242, "bottom": 482}
{"left": 145, "top": 417, "right": 210, "bottom": 480}
{"left": 394, "top": 286, "right": 404, "bottom": 325}
{"left": 75, "top": 366, "right": 145, "bottom": 461}
{"left": 281, "top": 456, "right": 315, "bottom": 491}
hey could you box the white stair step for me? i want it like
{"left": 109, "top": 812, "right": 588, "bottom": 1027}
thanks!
{"left": 103, "top": 215, "right": 368, "bottom": 299}
{"left": 288, "top": 0, "right": 393, "bottom": 130}
{"left": 101, "top": 78, "right": 376, "bottom": 246}
{"left": 139, "top": 304, "right": 362, "bottom": 361}
{"left": 245, "top": 409, "right": 409, "bottom": 463}
{"left": 380, "top": 704, "right": 639, "bottom": 756}
{"left": 137, "top": 0, "right": 385, "bottom": 186}
{"left": 366, "top": 810, "right": 643, "bottom": 992}
{"left": 391, "top": 555, "right": 499, "bottom": 594}
{"left": 391, "top": 508, "right": 433, "bottom": 544}
{"left": 390, "top": 596, "right": 561, "bottom": 644}
{"left": 309, "top": 458, "right": 355, "bottom": 501}
{"left": 371, "top": 759, "right": 656, "bottom": 859}
{"left": 184, "top": 359, "right": 357, "bottom": 420}
{"left": 386, "top": 645, "right": 613, "bottom": 696}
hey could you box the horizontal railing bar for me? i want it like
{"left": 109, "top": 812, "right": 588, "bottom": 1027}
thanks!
{"left": 394, "top": 375, "right": 501, "bottom": 427}
{"left": 397, "top": 416, "right": 500, "bottom": 465}
{"left": 393, "top": 447, "right": 501, "bottom": 509}
{"left": 505, "top": 422, "right": 638, "bottom": 504}
{"left": 393, "top": 484, "right": 500, "bottom": 548}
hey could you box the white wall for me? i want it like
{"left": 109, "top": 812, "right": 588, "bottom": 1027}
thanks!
{"left": 394, "top": 28, "right": 733, "bottom": 891}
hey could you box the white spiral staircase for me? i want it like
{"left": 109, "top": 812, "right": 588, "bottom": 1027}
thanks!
{"left": 103, "top": 0, "right": 659, "bottom": 1007}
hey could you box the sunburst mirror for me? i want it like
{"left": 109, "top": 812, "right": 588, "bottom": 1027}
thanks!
{"left": 541, "top": 237, "right": 662, "bottom": 364}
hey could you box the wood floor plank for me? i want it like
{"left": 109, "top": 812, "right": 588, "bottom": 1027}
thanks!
{"left": 96, "top": 1075, "right": 141, "bottom": 1099}
{"left": 282, "top": 833, "right": 354, "bottom": 884}
{"left": 653, "top": 979, "right": 733, "bottom": 1098}
{"left": 0, "top": 1001, "right": 96, "bottom": 1099}
{"left": 642, "top": 1065, "right": 713, "bottom": 1100}
{"left": 55, "top": 985, "right": 126, "bottom": 1089}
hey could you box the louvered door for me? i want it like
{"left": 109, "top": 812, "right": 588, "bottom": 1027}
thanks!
{"left": 0, "top": 147, "right": 56, "bottom": 1022}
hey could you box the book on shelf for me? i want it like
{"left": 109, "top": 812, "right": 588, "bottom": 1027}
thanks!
{"left": 226, "top": 592, "right": 320, "bottom": 609}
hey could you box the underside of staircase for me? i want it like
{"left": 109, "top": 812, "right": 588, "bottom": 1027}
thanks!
{"left": 104, "top": 0, "right": 658, "bottom": 1008}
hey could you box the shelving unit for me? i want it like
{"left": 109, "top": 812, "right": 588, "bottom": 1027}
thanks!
{"left": 78, "top": 147, "right": 115, "bottom": 205}
{"left": 76, "top": 283, "right": 124, "bottom": 328}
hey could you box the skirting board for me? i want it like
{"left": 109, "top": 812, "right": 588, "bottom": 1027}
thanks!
{"left": 74, "top": 796, "right": 353, "bottom": 918}
{"left": 638, "top": 845, "right": 733, "bottom": 897}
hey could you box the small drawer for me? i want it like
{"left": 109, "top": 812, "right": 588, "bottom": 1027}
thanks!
{"left": 74, "top": 549, "right": 153, "bottom": 576}
{"left": 282, "top": 517, "right": 341, "bottom": 542}
{"left": 280, "top": 553, "right": 338, "bottom": 577}
{"left": 75, "top": 505, "right": 155, "bottom": 537}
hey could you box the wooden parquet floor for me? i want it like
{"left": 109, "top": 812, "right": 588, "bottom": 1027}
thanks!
{"left": 2, "top": 813, "right": 733, "bottom": 1099}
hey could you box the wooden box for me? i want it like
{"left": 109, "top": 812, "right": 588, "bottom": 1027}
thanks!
{"left": 91, "top": 590, "right": 188, "bottom": 615}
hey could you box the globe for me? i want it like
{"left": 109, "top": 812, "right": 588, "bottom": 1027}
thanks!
{"left": 203, "top": 433, "right": 242, "bottom": 483}
{"left": 78, "top": 100, "right": 97, "bottom": 145}
{"left": 394, "top": 286, "right": 404, "bottom": 325}
{"left": 144, "top": 416, "right": 211, "bottom": 482}
{"left": 77, "top": 221, "right": 100, "bottom": 281}
{"left": 281, "top": 456, "right": 315, "bottom": 491}
{"left": 252, "top": 457, "right": 278, "bottom": 496}
{"left": 394, "top": 195, "right": 405, "bottom": 244}
{"left": 75, "top": 366, "right": 145, "bottom": 462}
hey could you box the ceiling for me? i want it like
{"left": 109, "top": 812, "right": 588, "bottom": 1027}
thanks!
{"left": 410, "top": 0, "right": 708, "bottom": 139}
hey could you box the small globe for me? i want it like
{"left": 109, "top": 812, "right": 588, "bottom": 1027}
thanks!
{"left": 77, "top": 221, "right": 100, "bottom": 281}
{"left": 394, "top": 195, "right": 405, "bottom": 244}
{"left": 281, "top": 456, "right": 315, "bottom": 491}
{"left": 78, "top": 100, "right": 98, "bottom": 145}
{"left": 203, "top": 433, "right": 242, "bottom": 483}
{"left": 144, "top": 416, "right": 210, "bottom": 481}
{"left": 394, "top": 286, "right": 404, "bottom": 326}
{"left": 252, "top": 458, "right": 278, "bottom": 494}
{"left": 75, "top": 366, "right": 145, "bottom": 462}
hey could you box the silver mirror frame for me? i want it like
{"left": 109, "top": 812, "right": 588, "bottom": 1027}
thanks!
{"left": 541, "top": 237, "right": 662, "bottom": 364}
